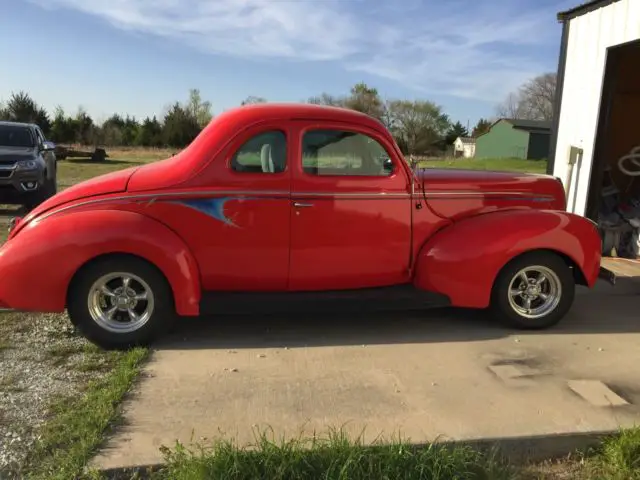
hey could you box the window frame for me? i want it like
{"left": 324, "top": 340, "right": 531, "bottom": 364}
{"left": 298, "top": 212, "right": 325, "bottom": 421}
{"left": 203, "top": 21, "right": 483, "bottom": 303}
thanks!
{"left": 34, "top": 127, "right": 46, "bottom": 146}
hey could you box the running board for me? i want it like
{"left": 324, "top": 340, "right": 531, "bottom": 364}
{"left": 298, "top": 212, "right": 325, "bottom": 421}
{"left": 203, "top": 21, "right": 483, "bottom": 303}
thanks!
{"left": 200, "top": 285, "right": 450, "bottom": 315}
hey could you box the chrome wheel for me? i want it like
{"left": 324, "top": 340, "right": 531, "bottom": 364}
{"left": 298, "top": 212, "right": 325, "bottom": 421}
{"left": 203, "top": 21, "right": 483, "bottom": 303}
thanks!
{"left": 87, "top": 272, "right": 155, "bottom": 333}
{"left": 507, "top": 265, "right": 561, "bottom": 319}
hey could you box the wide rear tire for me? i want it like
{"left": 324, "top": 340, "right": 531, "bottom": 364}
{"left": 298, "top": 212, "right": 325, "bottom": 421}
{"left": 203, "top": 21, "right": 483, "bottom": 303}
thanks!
{"left": 490, "top": 251, "right": 575, "bottom": 330}
{"left": 67, "top": 256, "right": 176, "bottom": 350}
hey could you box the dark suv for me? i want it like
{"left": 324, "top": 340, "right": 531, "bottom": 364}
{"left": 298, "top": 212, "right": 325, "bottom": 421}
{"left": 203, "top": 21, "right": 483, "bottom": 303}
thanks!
{"left": 0, "top": 121, "right": 57, "bottom": 210}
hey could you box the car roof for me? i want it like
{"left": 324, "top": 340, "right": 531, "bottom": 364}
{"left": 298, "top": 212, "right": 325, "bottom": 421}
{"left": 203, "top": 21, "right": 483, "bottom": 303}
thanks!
{"left": 216, "top": 102, "right": 386, "bottom": 130}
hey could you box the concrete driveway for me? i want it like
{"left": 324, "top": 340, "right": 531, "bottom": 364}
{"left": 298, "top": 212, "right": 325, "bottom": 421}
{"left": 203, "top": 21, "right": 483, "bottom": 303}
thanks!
{"left": 92, "top": 280, "right": 640, "bottom": 470}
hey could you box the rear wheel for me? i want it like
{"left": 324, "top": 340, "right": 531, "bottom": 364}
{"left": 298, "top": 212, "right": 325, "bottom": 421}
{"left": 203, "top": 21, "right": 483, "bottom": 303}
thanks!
{"left": 67, "top": 256, "right": 175, "bottom": 350}
{"left": 490, "top": 252, "right": 575, "bottom": 329}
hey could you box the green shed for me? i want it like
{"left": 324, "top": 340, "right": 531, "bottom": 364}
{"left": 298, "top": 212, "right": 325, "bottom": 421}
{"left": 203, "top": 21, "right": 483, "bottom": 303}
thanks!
{"left": 474, "top": 119, "right": 552, "bottom": 160}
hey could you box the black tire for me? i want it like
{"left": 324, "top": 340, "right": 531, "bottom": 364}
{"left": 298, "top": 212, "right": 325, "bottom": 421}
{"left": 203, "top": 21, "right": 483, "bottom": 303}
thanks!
{"left": 43, "top": 174, "right": 57, "bottom": 197}
{"left": 490, "top": 251, "right": 575, "bottom": 330}
{"left": 67, "top": 255, "right": 176, "bottom": 350}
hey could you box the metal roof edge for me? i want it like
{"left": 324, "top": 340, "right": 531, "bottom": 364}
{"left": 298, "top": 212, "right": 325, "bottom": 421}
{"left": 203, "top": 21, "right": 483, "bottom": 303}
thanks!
{"left": 557, "top": 0, "right": 622, "bottom": 22}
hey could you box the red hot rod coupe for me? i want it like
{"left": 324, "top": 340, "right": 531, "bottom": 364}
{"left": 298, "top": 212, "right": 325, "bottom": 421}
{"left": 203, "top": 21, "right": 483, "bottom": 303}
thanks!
{"left": 0, "top": 104, "right": 601, "bottom": 349}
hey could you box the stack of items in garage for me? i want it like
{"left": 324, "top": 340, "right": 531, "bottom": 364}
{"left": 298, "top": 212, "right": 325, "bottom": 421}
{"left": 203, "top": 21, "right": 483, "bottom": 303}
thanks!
{"left": 598, "top": 164, "right": 640, "bottom": 258}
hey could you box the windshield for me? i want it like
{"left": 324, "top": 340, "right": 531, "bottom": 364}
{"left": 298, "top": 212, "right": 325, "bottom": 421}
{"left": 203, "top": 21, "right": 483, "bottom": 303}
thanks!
{"left": 0, "top": 125, "right": 36, "bottom": 148}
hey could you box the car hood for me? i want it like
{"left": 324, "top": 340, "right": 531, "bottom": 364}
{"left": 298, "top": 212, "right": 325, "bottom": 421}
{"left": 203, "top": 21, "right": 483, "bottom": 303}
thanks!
{"left": 0, "top": 146, "right": 37, "bottom": 162}
{"left": 22, "top": 166, "right": 139, "bottom": 223}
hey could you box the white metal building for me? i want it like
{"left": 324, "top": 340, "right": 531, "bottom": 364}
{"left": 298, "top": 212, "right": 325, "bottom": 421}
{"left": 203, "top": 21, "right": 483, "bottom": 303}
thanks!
{"left": 549, "top": 0, "right": 640, "bottom": 276}
{"left": 550, "top": 0, "right": 640, "bottom": 217}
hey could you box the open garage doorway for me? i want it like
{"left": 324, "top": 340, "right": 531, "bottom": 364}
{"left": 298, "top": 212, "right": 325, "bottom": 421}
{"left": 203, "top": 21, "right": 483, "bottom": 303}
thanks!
{"left": 587, "top": 39, "right": 640, "bottom": 281}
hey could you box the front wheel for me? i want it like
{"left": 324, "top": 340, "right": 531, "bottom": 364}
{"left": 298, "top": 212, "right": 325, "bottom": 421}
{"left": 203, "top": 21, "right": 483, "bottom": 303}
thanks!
{"left": 490, "top": 252, "right": 575, "bottom": 329}
{"left": 67, "top": 256, "right": 176, "bottom": 350}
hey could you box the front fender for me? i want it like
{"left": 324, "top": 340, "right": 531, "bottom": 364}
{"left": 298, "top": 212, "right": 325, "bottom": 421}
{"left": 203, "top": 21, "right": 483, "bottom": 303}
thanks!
{"left": 0, "top": 209, "right": 201, "bottom": 315}
{"left": 413, "top": 210, "right": 601, "bottom": 308}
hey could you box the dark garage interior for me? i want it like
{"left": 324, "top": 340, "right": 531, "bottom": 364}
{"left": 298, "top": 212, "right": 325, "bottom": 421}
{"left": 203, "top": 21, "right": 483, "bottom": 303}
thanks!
{"left": 587, "top": 39, "right": 640, "bottom": 275}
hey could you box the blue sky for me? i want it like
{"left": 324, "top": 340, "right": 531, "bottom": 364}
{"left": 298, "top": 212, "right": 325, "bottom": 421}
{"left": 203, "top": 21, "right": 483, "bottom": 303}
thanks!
{"left": 1, "top": 0, "right": 578, "bottom": 127}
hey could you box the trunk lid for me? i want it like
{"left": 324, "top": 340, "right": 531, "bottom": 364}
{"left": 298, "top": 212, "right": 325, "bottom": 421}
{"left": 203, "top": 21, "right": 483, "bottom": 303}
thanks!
{"left": 418, "top": 168, "right": 566, "bottom": 220}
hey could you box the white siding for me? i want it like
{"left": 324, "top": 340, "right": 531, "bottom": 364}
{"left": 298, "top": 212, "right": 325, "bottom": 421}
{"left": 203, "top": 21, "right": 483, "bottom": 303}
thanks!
{"left": 553, "top": 0, "right": 640, "bottom": 215}
{"left": 454, "top": 138, "right": 476, "bottom": 158}
{"left": 463, "top": 144, "right": 476, "bottom": 158}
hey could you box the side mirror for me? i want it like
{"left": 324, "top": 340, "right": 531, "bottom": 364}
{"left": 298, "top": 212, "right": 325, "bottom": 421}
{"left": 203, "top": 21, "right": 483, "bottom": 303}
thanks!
{"left": 41, "top": 141, "right": 56, "bottom": 152}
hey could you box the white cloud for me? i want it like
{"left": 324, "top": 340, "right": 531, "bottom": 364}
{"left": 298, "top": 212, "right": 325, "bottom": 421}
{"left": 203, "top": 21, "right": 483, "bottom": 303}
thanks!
{"left": 29, "top": 0, "right": 564, "bottom": 102}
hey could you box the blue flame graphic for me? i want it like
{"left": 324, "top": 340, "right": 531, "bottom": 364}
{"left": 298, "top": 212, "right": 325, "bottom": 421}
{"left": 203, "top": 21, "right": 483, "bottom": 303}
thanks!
{"left": 174, "top": 197, "right": 238, "bottom": 227}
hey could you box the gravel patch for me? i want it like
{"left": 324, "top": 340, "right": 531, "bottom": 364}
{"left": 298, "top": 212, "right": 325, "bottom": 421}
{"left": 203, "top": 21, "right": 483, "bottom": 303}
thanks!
{"left": 0, "top": 311, "right": 113, "bottom": 477}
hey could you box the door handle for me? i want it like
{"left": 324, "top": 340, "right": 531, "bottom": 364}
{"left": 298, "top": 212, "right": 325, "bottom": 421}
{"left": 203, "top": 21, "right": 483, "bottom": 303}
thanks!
{"left": 293, "top": 202, "right": 314, "bottom": 208}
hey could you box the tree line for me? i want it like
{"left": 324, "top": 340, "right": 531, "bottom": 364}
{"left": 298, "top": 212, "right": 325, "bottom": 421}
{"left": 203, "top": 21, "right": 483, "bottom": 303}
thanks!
{"left": 0, "top": 73, "right": 555, "bottom": 155}
{"left": 0, "top": 89, "right": 213, "bottom": 149}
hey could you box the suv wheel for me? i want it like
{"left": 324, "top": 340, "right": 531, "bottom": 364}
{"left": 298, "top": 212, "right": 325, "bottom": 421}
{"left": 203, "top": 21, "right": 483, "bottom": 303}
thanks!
{"left": 490, "top": 251, "right": 575, "bottom": 329}
{"left": 67, "top": 256, "right": 176, "bottom": 350}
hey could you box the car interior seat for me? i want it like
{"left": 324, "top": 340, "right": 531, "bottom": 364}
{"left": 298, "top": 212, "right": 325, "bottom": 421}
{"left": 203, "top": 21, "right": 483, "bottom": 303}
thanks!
{"left": 260, "top": 136, "right": 287, "bottom": 173}
{"left": 260, "top": 144, "right": 274, "bottom": 173}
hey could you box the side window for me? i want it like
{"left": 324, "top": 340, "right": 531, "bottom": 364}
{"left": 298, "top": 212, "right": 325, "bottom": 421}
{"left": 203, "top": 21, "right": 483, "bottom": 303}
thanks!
{"left": 34, "top": 128, "right": 45, "bottom": 145}
{"left": 302, "top": 129, "right": 393, "bottom": 177}
{"left": 230, "top": 130, "right": 287, "bottom": 174}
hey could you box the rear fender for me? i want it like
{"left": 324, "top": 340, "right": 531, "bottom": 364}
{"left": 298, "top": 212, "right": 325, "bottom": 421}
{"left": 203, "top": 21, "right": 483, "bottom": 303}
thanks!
{"left": 413, "top": 210, "right": 601, "bottom": 308}
{"left": 0, "top": 209, "right": 201, "bottom": 315}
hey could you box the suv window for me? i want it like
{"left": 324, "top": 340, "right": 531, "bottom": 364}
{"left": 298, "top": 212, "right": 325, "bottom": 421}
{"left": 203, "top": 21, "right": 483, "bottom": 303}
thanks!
{"left": 230, "top": 130, "right": 287, "bottom": 173}
{"left": 34, "top": 127, "right": 46, "bottom": 145}
{"left": 302, "top": 130, "right": 393, "bottom": 177}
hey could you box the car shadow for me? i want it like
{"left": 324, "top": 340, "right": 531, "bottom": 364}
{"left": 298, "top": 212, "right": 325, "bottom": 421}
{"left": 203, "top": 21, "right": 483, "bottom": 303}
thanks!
{"left": 155, "top": 283, "right": 640, "bottom": 351}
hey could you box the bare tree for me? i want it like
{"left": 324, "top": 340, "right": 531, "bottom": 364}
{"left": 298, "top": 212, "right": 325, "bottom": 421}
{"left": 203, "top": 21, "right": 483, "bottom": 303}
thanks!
{"left": 495, "top": 92, "right": 526, "bottom": 119}
{"left": 496, "top": 73, "right": 556, "bottom": 121}
{"left": 307, "top": 92, "right": 346, "bottom": 107}
{"left": 380, "top": 99, "right": 396, "bottom": 130}
{"left": 519, "top": 72, "right": 556, "bottom": 121}
{"left": 241, "top": 96, "right": 267, "bottom": 105}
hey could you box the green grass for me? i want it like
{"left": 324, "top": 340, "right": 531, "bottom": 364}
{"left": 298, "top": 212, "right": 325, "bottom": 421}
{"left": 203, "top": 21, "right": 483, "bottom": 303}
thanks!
{"left": 584, "top": 428, "right": 640, "bottom": 479}
{"left": 153, "top": 430, "right": 513, "bottom": 480}
{"left": 88, "top": 427, "right": 640, "bottom": 480}
{"left": 21, "top": 347, "right": 149, "bottom": 480}
{"left": 56, "top": 147, "right": 170, "bottom": 188}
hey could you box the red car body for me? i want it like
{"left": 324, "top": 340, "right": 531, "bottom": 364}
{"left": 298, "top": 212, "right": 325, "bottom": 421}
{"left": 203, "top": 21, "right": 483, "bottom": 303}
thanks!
{"left": 0, "top": 104, "right": 602, "bottom": 348}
